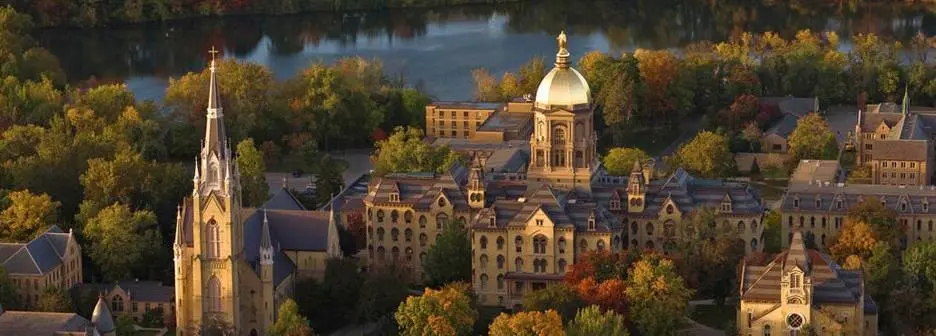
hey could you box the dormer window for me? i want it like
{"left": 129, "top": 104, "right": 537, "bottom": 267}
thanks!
{"left": 610, "top": 199, "right": 621, "bottom": 211}
{"left": 721, "top": 202, "right": 732, "bottom": 213}
{"left": 901, "top": 201, "right": 908, "bottom": 212}
{"left": 924, "top": 201, "right": 929, "bottom": 212}
{"left": 790, "top": 274, "right": 801, "bottom": 288}
{"left": 836, "top": 200, "right": 843, "bottom": 210}
{"left": 793, "top": 197, "right": 800, "bottom": 208}
{"left": 881, "top": 198, "right": 886, "bottom": 207}
{"left": 815, "top": 198, "right": 821, "bottom": 209}
{"left": 488, "top": 216, "right": 496, "bottom": 228}
{"left": 389, "top": 192, "right": 400, "bottom": 202}
{"left": 588, "top": 217, "right": 596, "bottom": 231}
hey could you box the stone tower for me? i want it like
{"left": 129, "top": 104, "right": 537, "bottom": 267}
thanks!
{"left": 626, "top": 161, "right": 646, "bottom": 213}
{"left": 526, "top": 31, "right": 598, "bottom": 192}
{"left": 467, "top": 155, "right": 486, "bottom": 209}
{"left": 175, "top": 50, "right": 244, "bottom": 334}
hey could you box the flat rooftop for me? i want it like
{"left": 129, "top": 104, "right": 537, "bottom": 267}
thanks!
{"left": 428, "top": 101, "right": 503, "bottom": 110}
{"left": 790, "top": 160, "right": 841, "bottom": 185}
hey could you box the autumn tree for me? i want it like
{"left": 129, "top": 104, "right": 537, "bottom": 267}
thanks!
{"left": 83, "top": 203, "right": 162, "bottom": 281}
{"left": 563, "top": 251, "right": 632, "bottom": 314}
{"left": 236, "top": 138, "right": 269, "bottom": 207}
{"left": 847, "top": 198, "right": 901, "bottom": 245}
{"left": 741, "top": 121, "right": 762, "bottom": 153}
{"left": 488, "top": 310, "right": 564, "bottom": 336}
{"left": 828, "top": 219, "right": 878, "bottom": 262}
{"left": 423, "top": 219, "right": 471, "bottom": 287}
{"left": 625, "top": 254, "right": 693, "bottom": 336}
{"left": 521, "top": 283, "right": 584, "bottom": 321}
{"left": 601, "top": 148, "right": 648, "bottom": 176}
{"left": 677, "top": 207, "right": 745, "bottom": 305}
{"left": 395, "top": 283, "right": 477, "bottom": 336}
{"left": 36, "top": 286, "right": 72, "bottom": 313}
{"left": 788, "top": 113, "right": 838, "bottom": 161}
{"left": 372, "top": 126, "right": 461, "bottom": 176}
{"left": 565, "top": 305, "right": 629, "bottom": 336}
{"left": 269, "top": 299, "right": 314, "bottom": 336}
{"left": 0, "top": 189, "right": 60, "bottom": 241}
{"left": 670, "top": 131, "right": 735, "bottom": 178}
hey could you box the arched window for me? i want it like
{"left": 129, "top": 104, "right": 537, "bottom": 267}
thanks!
{"left": 391, "top": 210, "right": 399, "bottom": 223}
{"left": 480, "top": 254, "right": 488, "bottom": 269}
{"left": 420, "top": 252, "right": 426, "bottom": 262}
{"left": 367, "top": 226, "right": 374, "bottom": 240}
{"left": 630, "top": 221, "right": 638, "bottom": 235}
{"left": 419, "top": 215, "right": 427, "bottom": 228}
{"left": 579, "top": 239, "right": 588, "bottom": 252}
{"left": 646, "top": 222, "right": 654, "bottom": 235}
{"left": 558, "top": 259, "right": 567, "bottom": 273}
{"left": 613, "top": 236, "right": 621, "bottom": 250}
{"left": 419, "top": 233, "right": 428, "bottom": 247}
{"left": 646, "top": 240, "right": 655, "bottom": 250}
{"left": 435, "top": 213, "right": 448, "bottom": 229}
{"left": 663, "top": 220, "right": 676, "bottom": 237}
{"left": 533, "top": 235, "right": 547, "bottom": 254}
{"left": 377, "top": 210, "right": 385, "bottom": 223}
{"left": 497, "top": 236, "right": 505, "bottom": 250}
{"left": 918, "top": 220, "right": 923, "bottom": 232}
{"left": 552, "top": 127, "right": 566, "bottom": 146}
{"left": 763, "top": 324, "right": 771, "bottom": 336}
{"left": 404, "top": 228, "right": 413, "bottom": 242}
{"left": 405, "top": 247, "right": 413, "bottom": 262}
{"left": 497, "top": 255, "right": 505, "bottom": 269}
{"left": 111, "top": 296, "right": 124, "bottom": 312}
{"left": 631, "top": 239, "right": 639, "bottom": 248}
{"left": 480, "top": 236, "right": 488, "bottom": 249}
{"left": 751, "top": 220, "right": 759, "bottom": 232}
{"left": 497, "top": 274, "right": 505, "bottom": 290}
{"left": 377, "top": 247, "right": 385, "bottom": 261}
{"left": 515, "top": 236, "right": 523, "bottom": 253}
{"left": 480, "top": 274, "right": 488, "bottom": 290}
{"left": 737, "top": 221, "right": 745, "bottom": 234}
{"left": 596, "top": 240, "right": 606, "bottom": 251}
{"left": 391, "top": 228, "right": 400, "bottom": 242}
{"left": 515, "top": 257, "right": 523, "bottom": 271}
{"left": 751, "top": 238, "right": 758, "bottom": 249}
{"left": 558, "top": 237, "right": 566, "bottom": 254}
{"left": 404, "top": 211, "right": 413, "bottom": 224}
{"left": 206, "top": 220, "right": 220, "bottom": 259}
{"left": 208, "top": 276, "right": 221, "bottom": 312}
{"left": 391, "top": 247, "right": 400, "bottom": 260}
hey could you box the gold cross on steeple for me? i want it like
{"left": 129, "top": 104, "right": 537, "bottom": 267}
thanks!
{"left": 208, "top": 46, "right": 220, "bottom": 61}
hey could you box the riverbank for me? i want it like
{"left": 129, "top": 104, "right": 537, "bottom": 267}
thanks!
{"left": 14, "top": 0, "right": 522, "bottom": 28}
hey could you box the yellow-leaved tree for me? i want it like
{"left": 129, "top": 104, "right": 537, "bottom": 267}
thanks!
{"left": 488, "top": 310, "right": 564, "bottom": 336}
{"left": 394, "top": 283, "right": 477, "bottom": 336}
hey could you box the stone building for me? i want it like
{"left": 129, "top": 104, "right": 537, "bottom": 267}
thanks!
{"left": 0, "top": 225, "right": 82, "bottom": 309}
{"left": 425, "top": 100, "right": 535, "bottom": 143}
{"left": 779, "top": 181, "right": 936, "bottom": 250}
{"left": 79, "top": 280, "right": 175, "bottom": 325}
{"left": 0, "top": 295, "right": 115, "bottom": 336}
{"left": 759, "top": 96, "right": 818, "bottom": 154}
{"left": 854, "top": 92, "right": 936, "bottom": 186}
{"left": 738, "top": 231, "right": 877, "bottom": 335}
{"left": 347, "top": 32, "right": 765, "bottom": 309}
{"left": 173, "top": 55, "right": 342, "bottom": 335}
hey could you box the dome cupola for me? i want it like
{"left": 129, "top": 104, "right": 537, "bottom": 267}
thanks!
{"left": 534, "top": 31, "right": 591, "bottom": 112}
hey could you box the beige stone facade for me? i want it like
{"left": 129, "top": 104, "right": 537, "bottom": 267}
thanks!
{"left": 173, "top": 58, "right": 341, "bottom": 336}
{"left": 738, "top": 231, "right": 877, "bottom": 336}
{"left": 0, "top": 226, "right": 82, "bottom": 309}
{"left": 854, "top": 99, "right": 936, "bottom": 186}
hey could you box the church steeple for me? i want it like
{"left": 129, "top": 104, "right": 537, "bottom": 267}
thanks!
{"left": 327, "top": 195, "right": 343, "bottom": 258}
{"left": 196, "top": 47, "right": 237, "bottom": 197}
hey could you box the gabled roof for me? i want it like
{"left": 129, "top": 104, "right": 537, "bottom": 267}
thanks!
{"left": 262, "top": 188, "right": 306, "bottom": 211}
{"left": 0, "top": 226, "right": 72, "bottom": 276}
{"left": 364, "top": 163, "right": 471, "bottom": 211}
{"left": 0, "top": 311, "right": 91, "bottom": 336}
{"left": 242, "top": 208, "right": 333, "bottom": 286}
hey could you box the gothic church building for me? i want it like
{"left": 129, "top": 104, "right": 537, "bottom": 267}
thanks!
{"left": 173, "top": 57, "right": 341, "bottom": 335}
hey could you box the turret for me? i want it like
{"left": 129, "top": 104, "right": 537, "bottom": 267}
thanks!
{"left": 260, "top": 209, "right": 274, "bottom": 269}
{"left": 91, "top": 294, "right": 116, "bottom": 336}
{"left": 259, "top": 208, "right": 275, "bottom": 330}
{"left": 627, "top": 160, "right": 646, "bottom": 213}
{"left": 327, "top": 195, "right": 343, "bottom": 258}
{"left": 467, "top": 155, "right": 486, "bottom": 209}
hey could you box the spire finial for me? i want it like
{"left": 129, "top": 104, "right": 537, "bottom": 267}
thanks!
{"left": 282, "top": 176, "right": 288, "bottom": 189}
{"left": 209, "top": 46, "right": 220, "bottom": 68}
{"left": 903, "top": 84, "right": 910, "bottom": 115}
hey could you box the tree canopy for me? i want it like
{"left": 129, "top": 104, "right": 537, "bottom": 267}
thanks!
{"left": 521, "top": 283, "right": 584, "bottom": 321}
{"left": 422, "top": 219, "right": 472, "bottom": 287}
{"left": 787, "top": 112, "right": 838, "bottom": 161}
{"left": 372, "top": 126, "right": 462, "bottom": 176}
{"left": 395, "top": 283, "right": 478, "bottom": 336}
{"left": 236, "top": 138, "right": 269, "bottom": 207}
{"left": 625, "top": 254, "right": 693, "bottom": 336}
{"left": 0, "top": 189, "right": 59, "bottom": 241}
{"left": 488, "top": 310, "right": 564, "bottom": 336}
{"left": 268, "top": 299, "right": 314, "bottom": 336}
{"left": 565, "top": 305, "right": 629, "bottom": 336}
{"left": 82, "top": 203, "right": 162, "bottom": 281}
{"left": 601, "top": 148, "right": 648, "bottom": 176}
{"left": 670, "top": 131, "right": 735, "bottom": 178}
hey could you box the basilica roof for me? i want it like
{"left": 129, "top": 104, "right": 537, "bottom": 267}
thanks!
{"left": 740, "top": 232, "right": 876, "bottom": 313}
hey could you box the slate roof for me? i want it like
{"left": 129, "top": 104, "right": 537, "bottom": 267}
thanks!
{"left": 0, "top": 311, "right": 92, "bottom": 336}
{"left": 592, "top": 169, "right": 763, "bottom": 218}
{"left": 242, "top": 209, "right": 333, "bottom": 286}
{"left": 102, "top": 281, "right": 174, "bottom": 303}
{"left": 0, "top": 226, "right": 72, "bottom": 276}
{"left": 364, "top": 163, "right": 471, "bottom": 211}
{"left": 740, "top": 231, "right": 874, "bottom": 313}
{"left": 780, "top": 182, "right": 936, "bottom": 214}
{"left": 322, "top": 174, "right": 370, "bottom": 212}
{"left": 471, "top": 184, "right": 613, "bottom": 232}
{"left": 759, "top": 97, "right": 817, "bottom": 118}
{"left": 262, "top": 188, "right": 306, "bottom": 211}
{"left": 765, "top": 113, "right": 799, "bottom": 138}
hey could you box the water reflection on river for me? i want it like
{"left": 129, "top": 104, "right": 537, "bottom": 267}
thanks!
{"left": 34, "top": 1, "right": 936, "bottom": 101}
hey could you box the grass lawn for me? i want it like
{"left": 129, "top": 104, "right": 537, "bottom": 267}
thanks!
{"left": 691, "top": 303, "right": 736, "bottom": 330}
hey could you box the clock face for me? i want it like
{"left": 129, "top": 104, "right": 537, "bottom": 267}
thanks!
{"left": 787, "top": 313, "right": 805, "bottom": 330}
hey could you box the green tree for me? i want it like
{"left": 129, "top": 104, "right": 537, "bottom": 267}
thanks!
{"left": 847, "top": 198, "right": 900, "bottom": 246}
{"left": 678, "top": 207, "right": 745, "bottom": 306}
{"left": 601, "top": 148, "right": 648, "bottom": 176}
{"left": 671, "top": 131, "right": 735, "bottom": 178}
{"left": 298, "top": 258, "right": 362, "bottom": 332}
{"left": 395, "top": 283, "right": 477, "bottom": 336}
{"left": 372, "top": 126, "right": 461, "bottom": 176}
{"left": 269, "top": 299, "right": 314, "bottom": 336}
{"left": 865, "top": 242, "right": 901, "bottom": 306}
{"left": 422, "top": 219, "right": 471, "bottom": 287}
{"left": 116, "top": 315, "right": 136, "bottom": 336}
{"left": 236, "top": 138, "right": 269, "bottom": 207}
{"left": 762, "top": 210, "right": 782, "bottom": 253}
{"left": 521, "top": 283, "right": 584, "bottom": 321}
{"left": 0, "top": 189, "right": 60, "bottom": 241}
{"left": 625, "top": 254, "right": 693, "bottom": 336}
{"left": 0, "top": 266, "right": 19, "bottom": 309}
{"left": 82, "top": 203, "right": 162, "bottom": 281}
{"left": 36, "top": 286, "right": 72, "bottom": 312}
{"left": 788, "top": 113, "right": 838, "bottom": 161}
{"left": 314, "top": 155, "right": 344, "bottom": 208}
{"left": 488, "top": 310, "right": 564, "bottom": 336}
{"left": 355, "top": 265, "right": 409, "bottom": 323}
{"left": 565, "top": 305, "right": 629, "bottom": 336}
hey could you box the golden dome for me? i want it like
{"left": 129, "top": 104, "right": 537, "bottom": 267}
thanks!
{"left": 534, "top": 31, "right": 591, "bottom": 111}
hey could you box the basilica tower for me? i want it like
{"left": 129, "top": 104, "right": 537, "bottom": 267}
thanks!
{"left": 175, "top": 50, "right": 244, "bottom": 334}
{"left": 527, "top": 31, "right": 598, "bottom": 192}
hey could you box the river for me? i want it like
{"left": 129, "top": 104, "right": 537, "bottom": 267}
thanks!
{"left": 33, "top": 1, "right": 936, "bottom": 102}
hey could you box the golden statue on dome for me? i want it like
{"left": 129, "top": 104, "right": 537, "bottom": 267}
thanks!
{"left": 557, "top": 31, "right": 568, "bottom": 51}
